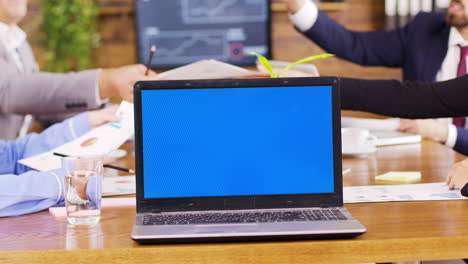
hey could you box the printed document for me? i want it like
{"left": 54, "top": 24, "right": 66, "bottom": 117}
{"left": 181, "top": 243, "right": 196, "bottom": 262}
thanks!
{"left": 344, "top": 182, "right": 468, "bottom": 203}
{"left": 19, "top": 101, "right": 134, "bottom": 172}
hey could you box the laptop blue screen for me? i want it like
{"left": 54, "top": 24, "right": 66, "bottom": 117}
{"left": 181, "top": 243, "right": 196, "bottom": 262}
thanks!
{"left": 141, "top": 86, "right": 334, "bottom": 198}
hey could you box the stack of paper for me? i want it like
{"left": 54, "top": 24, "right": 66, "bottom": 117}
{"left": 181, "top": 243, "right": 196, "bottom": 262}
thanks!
{"left": 158, "top": 59, "right": 261, "bottom": 80}
{"left": 103, "top": 176, "right": 136, "bottom": 196}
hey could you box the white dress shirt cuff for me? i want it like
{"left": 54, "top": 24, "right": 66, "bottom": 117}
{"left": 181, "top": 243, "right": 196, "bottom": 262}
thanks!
{"left": 67, "top": 112, "right": 92, "bottom": 139}
{"left": 445, "top": 124, "right": 458, "bottom": 148}
{"left": 288, "top": 0, "right": 318, "bottom": 32}
{"left": 47, "top": 170, "right": 64, "bottom": 205}
{"left": 95, "top": 69, "right": 109, "bottom": 106}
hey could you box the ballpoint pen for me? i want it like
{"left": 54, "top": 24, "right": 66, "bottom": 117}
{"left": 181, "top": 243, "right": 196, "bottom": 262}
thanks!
{"left": 145, "top": 45, "right": 157, "bottom": 76}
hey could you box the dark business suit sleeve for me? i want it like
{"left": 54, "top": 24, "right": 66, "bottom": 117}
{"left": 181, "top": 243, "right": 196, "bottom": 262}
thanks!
{"left": 340, "top": 76, "right": 468, "bottom": 118}
{"left": 454, "top": 127, "right": 468, "bottom": 156}
{"left": 301, "top": 11, "right": 407, "bottom": 67}
{"left": 462, "top": 184, "right": 468, "bottom": 197}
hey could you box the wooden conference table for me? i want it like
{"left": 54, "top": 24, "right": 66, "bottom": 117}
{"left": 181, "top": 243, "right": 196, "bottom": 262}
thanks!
{"left": 1, "top": 141, "right": 468, "bottom": 264}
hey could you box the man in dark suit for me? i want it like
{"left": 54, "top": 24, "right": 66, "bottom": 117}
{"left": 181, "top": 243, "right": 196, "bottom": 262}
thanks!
{"left": 340, "top": 76, "right": 468, "bottom": 197}
{"left": 283, "top": 0, "right": 468, "bottom": 155}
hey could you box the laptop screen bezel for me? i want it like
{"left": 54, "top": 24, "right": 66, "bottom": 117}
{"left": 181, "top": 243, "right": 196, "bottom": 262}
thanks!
{"left": 133, "top": 77, "right": 342, "bottom": 213}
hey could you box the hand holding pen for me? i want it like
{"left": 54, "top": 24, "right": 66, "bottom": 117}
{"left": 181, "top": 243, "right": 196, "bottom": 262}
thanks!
{"left": 145, "top": 45, "right": 157, "bottom": 76}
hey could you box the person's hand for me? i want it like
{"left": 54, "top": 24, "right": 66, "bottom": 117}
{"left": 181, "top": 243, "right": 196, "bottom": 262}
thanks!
{"left": 283, "top": 0, "right": 306, "bottom": 14}
{"left": 98, "top": 64, "right": 158, "bottom": 102}
{"left": 87, "top": 106, "right": 120, "bottom": 128}
{"left": 399, "top": 119, "right": 449, "bottom": 143}
{"left": 73, "top": 174, "right": 89, "bottom": 201}
{"left": 446, "top": 159, "right": 468, "bottom": 190}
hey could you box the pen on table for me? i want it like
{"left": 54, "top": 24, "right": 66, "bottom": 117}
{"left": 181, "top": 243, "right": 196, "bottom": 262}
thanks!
{"left": 145, "top": 45, "right": 156, "bottom": 76}
{"left": 342, "top": 168, "right": 352, "bottom": 175}
{"left": 53, "top": 152, "right": 67, "bottom": 158}
{"left": 53, "top": 152, "right": 134, "bottom": 174}
{"left": 103, "top": 164, "right": 135, "bottom": 174}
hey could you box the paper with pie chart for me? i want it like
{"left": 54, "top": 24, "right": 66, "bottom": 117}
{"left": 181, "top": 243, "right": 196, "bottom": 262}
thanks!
{"left": 19, "top": 101, "right": 134, "bottom": 172}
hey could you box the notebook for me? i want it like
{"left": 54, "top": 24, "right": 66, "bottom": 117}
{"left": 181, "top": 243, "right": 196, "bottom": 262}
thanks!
{"left": 131, "top": 77, "right": 366, "bottom": 243}
{"left": 373, "top": 131, "right": 421, "bottom": 146}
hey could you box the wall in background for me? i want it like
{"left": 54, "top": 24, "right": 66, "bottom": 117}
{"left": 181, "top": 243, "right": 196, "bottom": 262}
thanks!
{"left": 23, "top": 0, "right": 401, "bottom": 80}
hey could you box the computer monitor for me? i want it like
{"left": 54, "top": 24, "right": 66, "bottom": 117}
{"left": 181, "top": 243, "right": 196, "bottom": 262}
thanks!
{"left": 135, "top": 0, "right": 272, "bottom": 69}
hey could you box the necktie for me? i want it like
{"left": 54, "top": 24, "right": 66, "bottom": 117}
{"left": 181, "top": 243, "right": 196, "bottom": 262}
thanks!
{"left": 452, "top": 45, "right": 468, "bottom": 127}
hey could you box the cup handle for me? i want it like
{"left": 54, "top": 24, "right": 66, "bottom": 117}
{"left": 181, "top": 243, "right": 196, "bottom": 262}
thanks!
{"left": 366, "top": 135, "right": 378, "bottom": 145}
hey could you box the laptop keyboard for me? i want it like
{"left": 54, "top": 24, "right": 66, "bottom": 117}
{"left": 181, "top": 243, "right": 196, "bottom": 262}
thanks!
{"left": 143, "top": 209, "right": 347, "bottom": 225}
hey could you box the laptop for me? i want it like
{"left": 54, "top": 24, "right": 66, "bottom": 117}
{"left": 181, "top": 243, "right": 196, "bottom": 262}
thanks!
{"left": 131, "top": 77, "right": 366, "bottom": 243}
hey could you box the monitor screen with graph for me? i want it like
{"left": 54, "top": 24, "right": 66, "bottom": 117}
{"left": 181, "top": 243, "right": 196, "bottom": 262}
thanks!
{"left": 135, "top": 0, "right": 271, "bottom": 69}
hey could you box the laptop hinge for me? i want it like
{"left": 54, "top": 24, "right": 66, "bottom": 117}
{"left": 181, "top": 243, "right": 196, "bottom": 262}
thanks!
{"left": 320, "top": 204, "right": 330, "bottom": 208}
{"left": 150, "top": 209, "right": 162, "bottom": 214}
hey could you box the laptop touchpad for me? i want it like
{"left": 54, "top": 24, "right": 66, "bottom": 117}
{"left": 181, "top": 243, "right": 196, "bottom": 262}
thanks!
{"left": 195, "top": 224, "right": 258, "bottom": 233}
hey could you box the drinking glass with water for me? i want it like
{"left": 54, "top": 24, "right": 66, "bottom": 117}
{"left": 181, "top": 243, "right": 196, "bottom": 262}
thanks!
{"left": 62, "top": 156, "right": 103, "bottom": 225}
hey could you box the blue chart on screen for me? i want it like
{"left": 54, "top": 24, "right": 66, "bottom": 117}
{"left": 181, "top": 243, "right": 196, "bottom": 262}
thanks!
{"left": 141, "top": 86, "right": 335, "bottom": 198}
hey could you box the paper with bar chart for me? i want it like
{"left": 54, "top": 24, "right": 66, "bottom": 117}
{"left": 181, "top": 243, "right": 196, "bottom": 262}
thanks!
{"left": 344, "top": 182, "right": 468, "bottom": 203}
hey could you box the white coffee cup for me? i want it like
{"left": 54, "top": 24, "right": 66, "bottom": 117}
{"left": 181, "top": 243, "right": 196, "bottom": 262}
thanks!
{"left": 341, "top": 127, "right": 377, "bottom": 154}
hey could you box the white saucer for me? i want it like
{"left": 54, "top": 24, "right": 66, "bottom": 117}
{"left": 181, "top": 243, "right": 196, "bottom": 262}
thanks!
{"left": 342, "top": 147, "right": 376, "bottom": 158}
{"left": 107, "top": 149, "right": 127, "bottom": 161}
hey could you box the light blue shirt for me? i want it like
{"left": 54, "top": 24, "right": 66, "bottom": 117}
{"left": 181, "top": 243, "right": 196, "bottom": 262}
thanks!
{"left": 0, "top": 112, "right": 91, "bottom": 217}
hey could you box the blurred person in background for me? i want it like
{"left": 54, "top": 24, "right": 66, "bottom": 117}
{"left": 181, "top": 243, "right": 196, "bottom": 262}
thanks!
{"left": 340, "top": 76, "right": 468, "bottom": 197}
{"left": 282, "top": 0, "right": 468, "bottom": 155}
{"left": 0, "top": 0, "right": 156, "bottom": 140}
{"left": 0, "top": 107, "right": 119, "bottom": 217}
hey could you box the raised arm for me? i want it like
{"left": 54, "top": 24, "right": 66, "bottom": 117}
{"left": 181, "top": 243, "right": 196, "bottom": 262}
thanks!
{"left": 302, "top": 10, "right": 407, "bottom": 67}
{"left": 284, "top": 0, "right": 414, "bottom": 67}
{"left": 0, "top": 62, "right": 157, "bottom": 115}
{"left": 0, "top": 67, "right": 101, "bottom": 115}
{"left": 0, "top": 107, "right": 118, "bottom": 175}
{"left": 340, "top": 75, "right": 468, "bottom": 118}
{"left": 0, "top": 113, "right": 91, "bottom": 175}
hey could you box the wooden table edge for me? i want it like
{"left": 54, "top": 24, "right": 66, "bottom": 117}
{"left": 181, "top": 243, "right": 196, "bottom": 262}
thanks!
{"left": 1, "top": 235, "right": 467, "bottom": 264}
